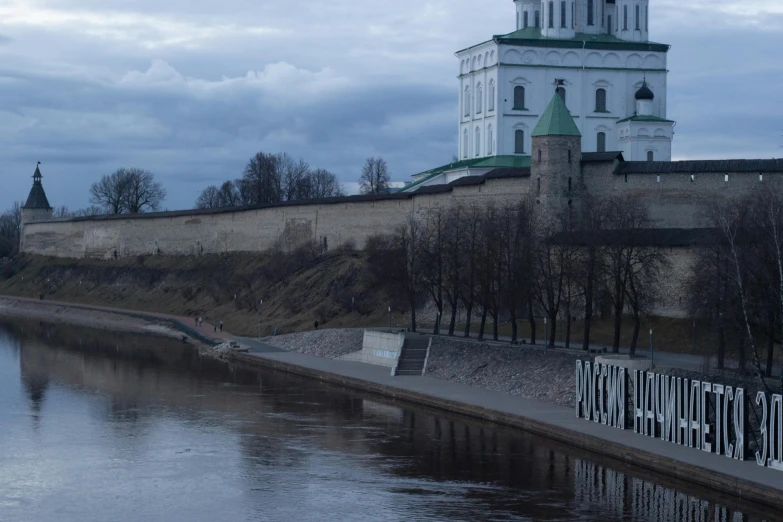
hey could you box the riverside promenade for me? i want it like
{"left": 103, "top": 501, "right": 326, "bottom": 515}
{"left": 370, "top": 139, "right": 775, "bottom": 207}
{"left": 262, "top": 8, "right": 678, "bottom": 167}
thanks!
{"left": 232, "top": 337, "right": 783, "bottom": 512}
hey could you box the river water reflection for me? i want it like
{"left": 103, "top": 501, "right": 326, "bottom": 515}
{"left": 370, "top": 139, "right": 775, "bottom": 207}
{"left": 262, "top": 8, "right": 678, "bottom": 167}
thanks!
{"left": 0, "top": 319, "right": 776, "bottom": 521}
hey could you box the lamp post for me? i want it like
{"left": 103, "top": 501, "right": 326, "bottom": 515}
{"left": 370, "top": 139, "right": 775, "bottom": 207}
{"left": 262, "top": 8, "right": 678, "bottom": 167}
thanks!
{"left": 650, "top": 329, "right": 654, "bottom": 368}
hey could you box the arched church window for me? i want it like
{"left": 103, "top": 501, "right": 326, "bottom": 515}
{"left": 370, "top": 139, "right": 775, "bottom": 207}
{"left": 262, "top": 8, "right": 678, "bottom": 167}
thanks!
{"left": 515, "top": 130, "right": 525, "bottom": 154}
{"left": 597, "top": 132, "right": 606, "bottom": 153}
{"left": 476, "top": 83, "right": 483, "bottom": 114}
{"left": 635, "top": 5, "right": 640, "bottom": 30}
{"left": 587, "top": 0, "right": 594, "bottom": 26}
{"left": 607, "top": 15, "right": 612, "bottom": 34}
{"left": 556, "top": 86, "right": 566, "bottom": 102}
{"left": 475, "top": 128, "right": 481, "bottom": 157}
{"left": 488, "top": 81, "right": 495, "bottom": 111}
{"left": 647, "top": 151, "right": 654, "bottom": 162}
{"left": 463, "top": 129, "right": 469, "bottom": 159}
{"left": 595, "top": 88, "right": 607, "bottom": 112}
{"left": 523, "top": 11, "right": 529, "bottom": 28}
{"left": 464, "top": 86, "right": 470, "bottom": 117}
{"left": 535, "top": 10, "right": 540, "bottom": 28}
{"left": 488, "top": 125, "right": 494, "bottom": 154}
{"left": 514, "top": 86, "right": 525, "bottom": 109}
{"left": 623, "top": 5, "right": 628, "bottom": 30}
{"left": 548, "top": 1, "right": 554, "bottom": 28}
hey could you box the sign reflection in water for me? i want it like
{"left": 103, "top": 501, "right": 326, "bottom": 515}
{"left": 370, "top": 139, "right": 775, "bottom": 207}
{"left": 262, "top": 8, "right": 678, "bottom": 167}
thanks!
{"left": 0, "top": 319, "right": 773, "bottom": 522}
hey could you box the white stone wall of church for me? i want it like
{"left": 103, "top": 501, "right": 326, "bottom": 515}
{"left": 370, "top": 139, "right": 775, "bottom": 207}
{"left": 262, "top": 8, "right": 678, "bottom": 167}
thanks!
{"left": 482, "top": 45, "right": 668, "bottom": 159}
{"left": 458, "top": 43, "right": 499, "bottom": 160}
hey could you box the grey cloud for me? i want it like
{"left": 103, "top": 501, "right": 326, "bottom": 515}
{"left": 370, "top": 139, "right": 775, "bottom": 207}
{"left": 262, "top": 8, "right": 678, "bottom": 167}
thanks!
{"left": 2, "top": 1, "right": 782, "bottom": 212}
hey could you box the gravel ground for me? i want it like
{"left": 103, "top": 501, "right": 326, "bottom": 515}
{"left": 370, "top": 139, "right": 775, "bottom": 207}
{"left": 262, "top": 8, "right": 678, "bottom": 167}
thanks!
{"left": 426, "top": 338, "right": 588, "bottom": 408}
{"left": 260, "top": 329, "right": 364, "bottom": 359}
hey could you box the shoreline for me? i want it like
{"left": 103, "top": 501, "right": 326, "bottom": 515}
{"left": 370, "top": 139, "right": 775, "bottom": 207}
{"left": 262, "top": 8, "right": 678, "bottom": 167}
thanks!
{"left": 228, "top": 349, "right": 783, "bottom": 512}
{"left": 2, "top": 295, "right": 782, "bottom": 512}
{"left": 0, "top": 295, "right": 220, "bottom": 351}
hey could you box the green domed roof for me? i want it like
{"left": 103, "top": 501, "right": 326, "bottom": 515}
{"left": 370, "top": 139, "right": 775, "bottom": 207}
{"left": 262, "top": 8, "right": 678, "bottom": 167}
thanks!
{"left": 531, "top": 92, "right": 581, "bottom": 138}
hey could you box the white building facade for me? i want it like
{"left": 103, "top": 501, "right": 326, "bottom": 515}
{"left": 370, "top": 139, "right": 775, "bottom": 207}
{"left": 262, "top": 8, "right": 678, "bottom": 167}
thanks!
{"left": 457, "top": 0, "right": 674, "bottom": 163}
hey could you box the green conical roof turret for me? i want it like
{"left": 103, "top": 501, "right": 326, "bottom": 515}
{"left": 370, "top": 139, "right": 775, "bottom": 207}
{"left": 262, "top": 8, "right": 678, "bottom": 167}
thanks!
{"left": 531, "top": 92, "right": 581, "bottom": 138}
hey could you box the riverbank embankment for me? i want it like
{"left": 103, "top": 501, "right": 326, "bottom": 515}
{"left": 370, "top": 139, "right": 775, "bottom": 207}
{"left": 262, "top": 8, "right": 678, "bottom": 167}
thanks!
{"left": 229, "top": 345, "right": 783, "bottom": 512}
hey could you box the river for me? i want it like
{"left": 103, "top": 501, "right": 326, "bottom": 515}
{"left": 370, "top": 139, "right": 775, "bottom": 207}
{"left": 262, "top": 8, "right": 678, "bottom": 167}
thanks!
{"left": 0, "top": 319, "right": 775, "bottom": 521}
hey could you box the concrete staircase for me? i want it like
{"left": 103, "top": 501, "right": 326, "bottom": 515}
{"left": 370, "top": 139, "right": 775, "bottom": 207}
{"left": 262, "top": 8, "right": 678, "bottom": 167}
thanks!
{"left": 393, "top": 335, "right": 431, "bottom": 376}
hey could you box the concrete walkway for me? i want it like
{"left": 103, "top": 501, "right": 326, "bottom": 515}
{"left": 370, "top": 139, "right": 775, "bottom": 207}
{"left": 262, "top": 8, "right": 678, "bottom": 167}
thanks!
{"left": 231, "top": 341, "right": 783, "bottom": 510}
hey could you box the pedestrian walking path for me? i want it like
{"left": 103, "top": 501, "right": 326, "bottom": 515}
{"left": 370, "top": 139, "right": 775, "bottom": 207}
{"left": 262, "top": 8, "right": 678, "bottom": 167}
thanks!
{"left": 231, "top": 341, "right": 783, "bottom": 510}
{"left": 0, "top": 295, "right": 239, "bottom": 345}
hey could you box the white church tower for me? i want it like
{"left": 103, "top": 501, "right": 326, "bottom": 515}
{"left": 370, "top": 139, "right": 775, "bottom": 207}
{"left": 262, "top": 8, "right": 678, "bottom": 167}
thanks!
{"left": 456, "top": 0, "right": 673, "bottom": 163}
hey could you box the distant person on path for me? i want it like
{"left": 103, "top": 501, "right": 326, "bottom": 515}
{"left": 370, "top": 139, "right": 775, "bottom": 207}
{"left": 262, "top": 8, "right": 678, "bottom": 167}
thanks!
{"left": 274, "top": 327, "right": 279, "bottom": 336}
{"left": 314, "top": 320, "right": 319, "bottom": 330}
{"left": 198, "top": 316, "right": 203, "bottom": 327}
{"left": 219, "top": 321, "right": 223, "bottom": 332}
{"left": 213, "top": 322, "right": 217, "bottom": 332}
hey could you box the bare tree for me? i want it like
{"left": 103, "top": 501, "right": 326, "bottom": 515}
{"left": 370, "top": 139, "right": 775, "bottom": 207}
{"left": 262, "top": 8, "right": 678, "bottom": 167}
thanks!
{"left": 74, "top": 206, "right": 105, "bottom": 217}
{"left": 393, "top": 216, "right": 426, "bottom": 331}
{"left": 711, "top": 197, "right": 769, "bottom": 382}
{"left": 624, "top": 244, "right": 669, "bottom": 354}
{"left": 359, "top": 157, "right": 391, "bottom": 195}
{"left": 307, "top": 169, "right": 344, "bottom": 199}
{"left": 53, "top": 206, "right": 71, "bottom": 218}
{"left": 443, "top": 205, "right": 465, "bottom": 335}
{"left": 240, "top": 152, "right": 282, "bottom": 205}
{"left": 123, "top": 168, "right": 166, "bottom": 213}
{"left": 576, "top": 195, "right": 608, "bottom": 351}
{"left": 421, "top": 207, "right": 447, "bottom": 333}
{"left": 459, "top": 204, "right": 483, "bottom": 337}
{"left": 476, "top": 203, "right": 502, "bottom": 341}
{"left": 90, "top": 170, "right": 129, "bottom": 214}
{"left": 196, "top": 186, "right": 221, "bottom": 209}
{"left": 498, "top": 201, "right": 535, "bottom": 344}
{"left": 89, "top": 168, "right": 165, "bottom": 214}
{"left": 279, "top": 154, "right": 311, "bottom": 201}
{"left": 601, "top": 195, "right": 652, "bottom": 353}
{"left": 533, "top": 213, "right": 569, "bottom": 348}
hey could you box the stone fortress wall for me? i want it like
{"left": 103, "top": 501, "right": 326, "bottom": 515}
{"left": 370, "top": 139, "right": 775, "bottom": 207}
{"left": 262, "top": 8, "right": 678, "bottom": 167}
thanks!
{"left": 21, "top": 176, "right": 531, "bottom": 260}
{"left": 19, "top": 155, "right": 783, "bottom": 319}
{"left": 22, "top": 158, "right": 783, "bottom": 260}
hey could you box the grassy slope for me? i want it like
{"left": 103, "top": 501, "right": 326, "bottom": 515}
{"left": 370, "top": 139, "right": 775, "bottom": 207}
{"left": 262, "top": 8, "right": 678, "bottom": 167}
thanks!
{"left": 0, "top": 251, "right": 729, "bottom": 357}
{"left": 0, "top": 251, "right": 391, "bottom": 337}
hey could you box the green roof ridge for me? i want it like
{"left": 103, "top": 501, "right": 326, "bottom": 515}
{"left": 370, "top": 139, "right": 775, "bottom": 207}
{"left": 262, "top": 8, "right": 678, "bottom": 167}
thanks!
{"left": 531, "top": 93, "right": 581, "bottom": 138}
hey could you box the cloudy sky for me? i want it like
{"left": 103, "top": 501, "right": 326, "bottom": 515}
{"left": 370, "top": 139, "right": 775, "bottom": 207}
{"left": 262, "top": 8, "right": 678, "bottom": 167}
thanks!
{"left": 1, "top": 0, "right": 782, "bottom": 212}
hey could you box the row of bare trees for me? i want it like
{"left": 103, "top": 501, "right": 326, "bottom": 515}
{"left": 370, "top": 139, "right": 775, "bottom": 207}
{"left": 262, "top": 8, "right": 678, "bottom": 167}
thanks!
{"left": 0, "top": 202, "right": 22, "bottom": 257}
{"left": 689, "top": 190, "right": 783, "bottom": 378}
{"left": 196, "top": 152, "right": 345, "bottom": 209}
{"left": 89, "top": 168, "right": 167, "bottom": 215}
{"left": 367, "top": 195, "right": 669, "bottom": 354}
